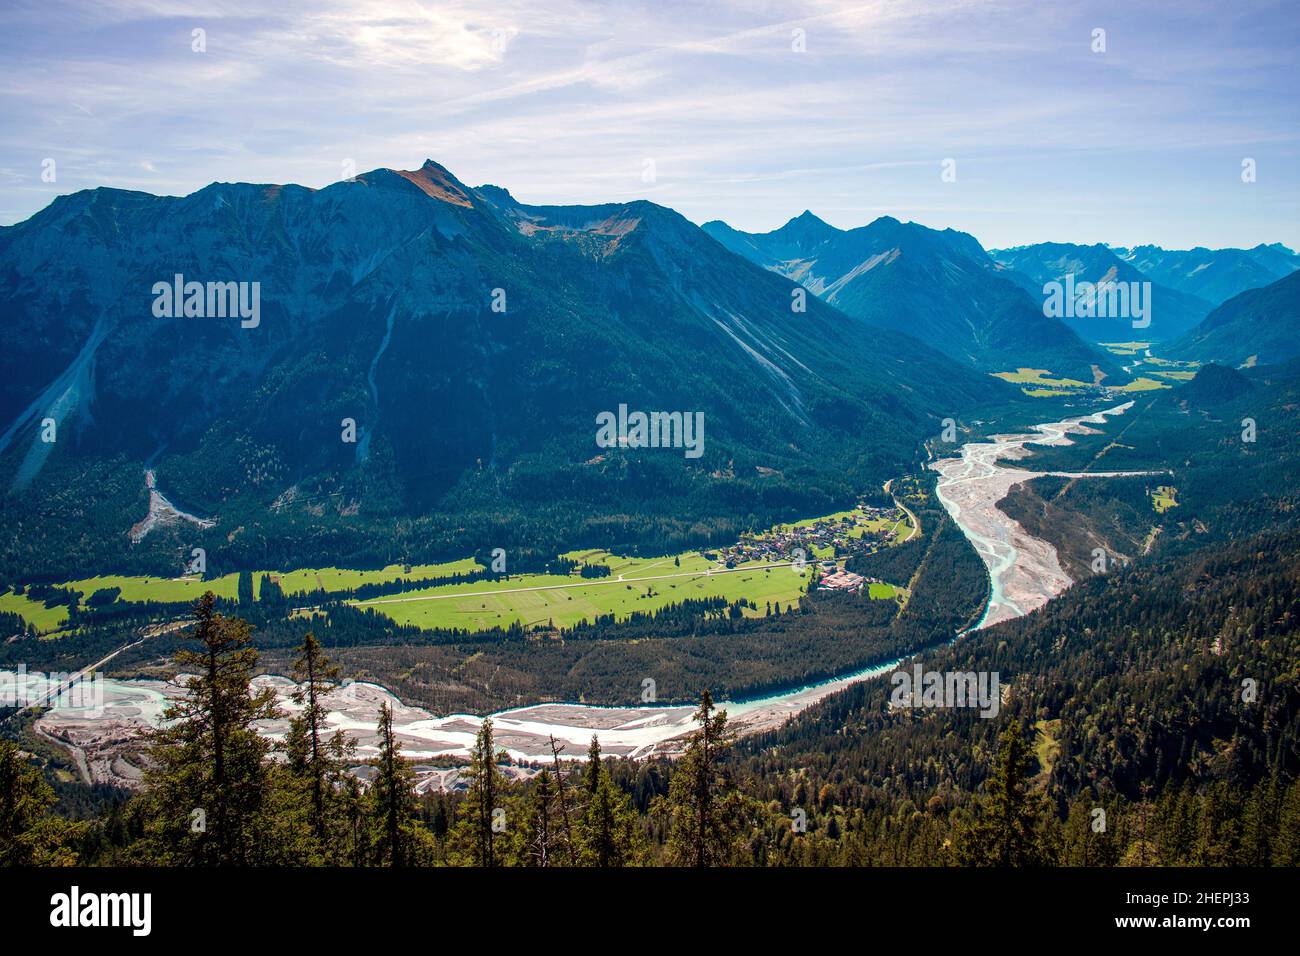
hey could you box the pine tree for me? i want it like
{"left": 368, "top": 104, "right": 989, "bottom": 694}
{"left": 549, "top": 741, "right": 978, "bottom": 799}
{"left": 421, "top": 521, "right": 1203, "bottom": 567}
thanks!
{"left": 371, "top": 701, "right": 417, "bottom": 866}
{"left": 258, "top": 574, "right": 285, "bottom": 606}
{"left": 0, "top": 740, "right": 84, "bottom": 866}
{"left": 137, "top": 591, "right": 279, "bottom": 865}
{"left": 956, "top": 722, "right": 1045, "bottom": 866}
{"left": 286, "top": 631, "right": 352, "bottom": 851}
{"left": 576, "top": 736, "right": 645, "bottom": 867}
{"left": 341, "top": 769, "right": 372, "bottom": 867}
{"left": 1239, "top": 776, "right": 1279, "bottom": 866}
{"left": 548, "top": 735, "right": 577, "bottom": 865}
{"left": 662, "top": 689, "right": 745, "bottom": 866}
{"left": 522, "top": 769, "right": 555, "bottom": 867}
{"left": 1275, "top": 777, "right": 1300, "bottom": 866}
{"left": 237, "top": 570, "right": 255, "bottom": 606}
{"left": 1192, "top": 780, "right": 1242, "bottom": 866}
{"left": 452, "top": 718, "right": 506, "bottom": 866}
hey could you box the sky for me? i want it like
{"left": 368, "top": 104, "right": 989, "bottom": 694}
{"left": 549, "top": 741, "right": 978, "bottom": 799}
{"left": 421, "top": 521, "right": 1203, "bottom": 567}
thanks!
{"left": 1, "top": 0, "right": 1297, "bottom": 249}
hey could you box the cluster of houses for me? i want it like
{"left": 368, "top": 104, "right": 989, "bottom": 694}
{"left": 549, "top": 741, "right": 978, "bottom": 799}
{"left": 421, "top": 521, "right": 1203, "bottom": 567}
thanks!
{"left": 817, "top": 568, "right": 867, "bottom": 592}
{"left": 712, "top": 503, "right": 906, "bottom": 568}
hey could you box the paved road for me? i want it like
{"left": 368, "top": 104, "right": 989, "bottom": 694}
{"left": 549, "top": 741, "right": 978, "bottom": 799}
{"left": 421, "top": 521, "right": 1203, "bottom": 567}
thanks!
{"left": 884, "top": 478, "right": 921, "bottom": 542}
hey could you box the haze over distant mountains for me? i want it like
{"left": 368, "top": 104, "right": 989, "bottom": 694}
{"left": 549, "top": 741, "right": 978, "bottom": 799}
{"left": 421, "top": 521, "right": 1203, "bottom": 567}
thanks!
{"left": 1114, "top": 243, "right": 1300, "bottom": 306}
{"left": 988, "top": 242, "right": 1213, "bottom": 342}
{"left": 988, "top": 241, "right": 1299, "bottom": 343}
{"left": 1165, "top": 269, "right": 1300, "bottom": 368}
{"left": 701, "top": 212, "right": 1112, "bottom": 379}
{"left": 702, "top": 211, "right": 1297, "bottom": 365}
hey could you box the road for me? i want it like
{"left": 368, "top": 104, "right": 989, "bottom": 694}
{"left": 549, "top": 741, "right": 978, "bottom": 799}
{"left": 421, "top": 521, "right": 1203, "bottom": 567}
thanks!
{"left": 884, "top": 478, "right": 921, "bottom": 542}
{"left": 16, "top": 618, "right": 188, "bottom": 783}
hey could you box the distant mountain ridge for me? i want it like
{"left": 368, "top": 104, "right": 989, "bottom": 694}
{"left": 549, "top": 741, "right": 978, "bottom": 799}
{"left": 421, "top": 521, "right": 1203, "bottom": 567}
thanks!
{"left": 1113, "top": 242, "right": 1299, "bottom": 306}
{"left": 703, "top": 213, "right": 1113, "bottom": 379}
{"left": 1163, "top": 269, "right": 1300, "bottom": 368}
{"left": 989, "top": 242, "right": 1213, "bottom": 342}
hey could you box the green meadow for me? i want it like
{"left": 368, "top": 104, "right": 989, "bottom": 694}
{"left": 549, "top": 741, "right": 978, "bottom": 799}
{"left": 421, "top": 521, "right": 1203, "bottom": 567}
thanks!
{"left": 353, "top": 560, "right": 812, "bottom": 632}
{"left": 993, "top": 367, "right": 1090, "bottom": 389}
{"left": 1118, "top": 376, "right": 1169, "bottom": 392}
{"left": 61, "top": 560, "right": 480, "bottom": 606}
{"left": 0, "top": 589, "right": 72, "bottom": 634}
{"left": 2, "top": 559, "right": 481, "bottom": 634}
{"left": 995, "top": 358, "right": 1197, "bottom": 398}
{"left": 1152, "top": 486, "right": 1180, "bottom": 513}
{"left": 2, "top": 514, "right": 906, "bottom": 636}
{"left": 352, "top": 546, "right": 907, "bottom": 633}
{"left": 764, "top": 509, "right": 913, "bottom": 542}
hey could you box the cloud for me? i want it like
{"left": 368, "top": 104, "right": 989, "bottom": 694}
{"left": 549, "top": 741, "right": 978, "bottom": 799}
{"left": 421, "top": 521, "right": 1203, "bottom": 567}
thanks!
{"left": 0, "top": 0, "right": 1296, "bottom": 249}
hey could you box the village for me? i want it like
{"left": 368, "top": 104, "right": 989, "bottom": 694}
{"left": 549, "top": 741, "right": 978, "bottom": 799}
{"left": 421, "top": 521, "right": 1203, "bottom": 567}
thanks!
{"left": 707, "top": 501, "right": 912, "bottom": 594}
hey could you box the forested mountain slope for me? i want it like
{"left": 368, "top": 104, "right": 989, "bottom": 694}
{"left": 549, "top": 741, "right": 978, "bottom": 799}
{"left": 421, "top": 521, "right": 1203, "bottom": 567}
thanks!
{"left": 0, "top": 162, "right": 1013, "bottom": 580}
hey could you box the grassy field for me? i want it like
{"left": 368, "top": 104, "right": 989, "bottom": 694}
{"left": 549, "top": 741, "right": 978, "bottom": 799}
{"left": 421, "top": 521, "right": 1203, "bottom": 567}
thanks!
{"left": 61, "top": 560, "right": 481, "bottom": 606}
{"left": 993, "top": 368, "right": 1090, "bottom": 389}
{"left": 353, "top": 545, "right": 910, "bottom": 633}
{"left": 1098, "top": 341, "right": 1151, "bottom": 356}
{"left": 1100, "top": 342, "right": 1199, "bottom": 385}
{"left": 268, "top": 560, "right": 480, "bottom": 595}
{"left": 557, "top": 549, "right": 715, "bottom": 578}
{"left": 3, "top": 512, "right": 905, "bottom": 635}
{"left": 353, "top": 560, "right": 813, "bottom": 631}
{"left": 997, "top": 358, "right": 1194, "bottom": 398}
{"left": 1118, "top": 376, "right": 1170, "bottom": 392}
{"left": 762, "top": 509, "right": 914, "bottom": 545}
{"left": 0, "top": 590, "right": 71, "bottom": 634}
{"left": 2, "top": 560, "right": 483, "bottom": 634}
{"left": 64, "top": 573, "right": 241, "bottom": 604}
{"left": 1152, "top": 485, "right": 1180, "bottom": 513}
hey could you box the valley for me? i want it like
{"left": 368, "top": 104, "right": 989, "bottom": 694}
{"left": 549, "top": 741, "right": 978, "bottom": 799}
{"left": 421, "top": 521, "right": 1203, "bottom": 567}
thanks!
{"left": 12, "top": 401, "right": 1155, "bottom": 780}
{"left": 930, "top": 401, "right": 1163, "bottom": 627}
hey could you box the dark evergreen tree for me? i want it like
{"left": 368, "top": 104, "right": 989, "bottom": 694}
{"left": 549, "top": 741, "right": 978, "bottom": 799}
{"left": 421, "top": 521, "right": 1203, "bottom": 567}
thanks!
{"left": 957, "top": 722, "right": 1045, "bottom": 866}
{"left": 237, "top": 570, "right": 255, "bottom": 606}
{"left": 0, "top": 740, "right": 84, "bottom": 866}
{"left": 370, "top": 702, "right": 417, "bottom": 866}
{"left": 576, "top": 736, "right": 644, "bottom": 866}
{"left": 662, "top": 689, "right": 746, "bottom": 866}
{"left": 451, "top": 718, "right": 506, "bottom": 866}
{"left": 286, "top": 631, "right": 351, "bottom": 849}
{"left": 136, "top": 591, "right": 280, "bottom": 864}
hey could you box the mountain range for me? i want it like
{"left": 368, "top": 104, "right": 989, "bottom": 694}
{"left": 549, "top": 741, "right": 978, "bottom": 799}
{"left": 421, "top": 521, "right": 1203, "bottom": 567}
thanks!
{"left": 988, "top": 242, "right": 1214, "bottom": 342}
{"left": 4, "top": 160, "right": 1296, "bottom": 578}
{"left": 702, "top": 213, "right": 1113, "bottom": 379}
{"left": 1114, "top": 242, "right": 1299, "bottom": 305}
{"left": 988, "top": 241, "right": 1299, "bottom": 344}
{"left": 1164, "top": 268, "right": 1300, "bottom": 368}
{"left": 0, "top": 160, "right": 1011, "bottom": 577}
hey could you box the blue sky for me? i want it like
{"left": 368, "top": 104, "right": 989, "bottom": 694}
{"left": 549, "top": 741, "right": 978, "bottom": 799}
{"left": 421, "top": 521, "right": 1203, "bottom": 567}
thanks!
{"left": 1, "top": 0, "right": 1297, "bottom": 249}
